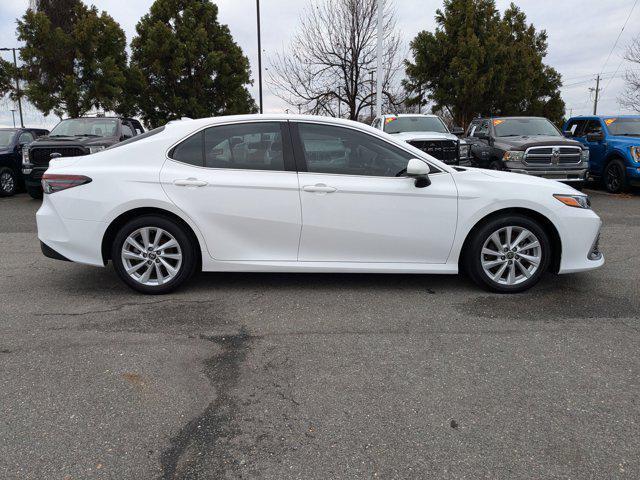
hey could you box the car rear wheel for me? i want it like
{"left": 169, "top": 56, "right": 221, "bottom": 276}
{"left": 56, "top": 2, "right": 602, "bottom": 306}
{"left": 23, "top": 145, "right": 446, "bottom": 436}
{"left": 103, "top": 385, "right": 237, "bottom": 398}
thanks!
{"left": 489, "top": 160, "right": 503, "bottom": 170}
{"left": 464, "top": 215, "right": 551, "bottom": 293}
{"left": 111, "top": 215, "right": 197, "bottom": 294}
{"left": 0, "top": 167, "right": 17, "bottom": 197}
{"left": 603, "top": 158, "right": 628, "bottom": 194}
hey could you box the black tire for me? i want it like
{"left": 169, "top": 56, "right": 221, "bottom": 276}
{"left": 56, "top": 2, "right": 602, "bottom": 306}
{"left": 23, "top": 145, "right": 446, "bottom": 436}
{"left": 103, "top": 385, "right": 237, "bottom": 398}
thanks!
{"left": 602, "top": 158, "right": 628, "bottom": 194}
{"left": 463, "top": 214, "right": 551, "bottom": 293}
{"left": 570, "top": 182, "right": 584, "bottom": 191}
{"left": 489, "top": 160, "right": 503, "bottom": 170}
{"left": 111, "top": 215, "right": 198, "bottom": 294}
{"left": 0, "top": 167, "right": 18, "bottom": 197}
{"left": 27, "top": 186, "right": 43, "bottom": 199}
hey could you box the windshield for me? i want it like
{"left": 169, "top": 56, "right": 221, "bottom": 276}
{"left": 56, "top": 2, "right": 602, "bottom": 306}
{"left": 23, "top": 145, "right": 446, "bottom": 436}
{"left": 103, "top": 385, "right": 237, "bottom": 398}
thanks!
{"left": 383, "top": 116, "right": 448, "bottom": 134}
{"left": 493, "top": 118, "right": 561, "bottom": 137}
{"left": 604, "top": 118, "right": 640, "bottom": 136}
{"left": 0, "top": 130, "right": 16, "bottom": 147}
{"left": 50, "top": 118, "right": 118, "bottom": 138}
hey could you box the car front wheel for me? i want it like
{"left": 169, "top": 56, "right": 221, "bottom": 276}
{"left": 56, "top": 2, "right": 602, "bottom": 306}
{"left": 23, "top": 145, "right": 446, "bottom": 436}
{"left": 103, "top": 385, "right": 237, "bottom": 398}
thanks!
{"left": 111, "top": 215, "right": 197, "bottom": 294}
{"left": 0, "top": 167, "right": 17, "bottom": 197}
{"left": 603, "top": 158, "right": 628, "bottom": 194}
{"left": 464, "top": 215, "right": 551, "bottom": 293}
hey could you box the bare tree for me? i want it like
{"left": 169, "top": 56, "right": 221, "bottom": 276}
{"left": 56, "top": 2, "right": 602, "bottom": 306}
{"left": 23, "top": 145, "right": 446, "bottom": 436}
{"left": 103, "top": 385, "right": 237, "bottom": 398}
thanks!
{"left": 268, "top": 0, "right": 403, "bottom": 121}
{"left": 620, "top": 36, "right": 640, "bottom": 112}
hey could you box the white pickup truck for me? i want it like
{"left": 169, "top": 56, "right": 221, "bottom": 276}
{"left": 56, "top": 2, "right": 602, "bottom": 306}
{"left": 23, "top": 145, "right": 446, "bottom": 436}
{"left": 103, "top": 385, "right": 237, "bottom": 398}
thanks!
{"left": 371, "top": 114, "right": 470, "bottom": 166}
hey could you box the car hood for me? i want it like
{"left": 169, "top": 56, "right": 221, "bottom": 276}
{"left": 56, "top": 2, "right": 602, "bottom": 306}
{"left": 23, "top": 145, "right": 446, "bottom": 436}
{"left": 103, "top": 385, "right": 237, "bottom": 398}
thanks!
{"left": 456, "top": 166, "right": 581, "bottom": 193}
{"left": 607, "top": 134, "right": 640, "bottom": 145}
{"left": 0, "top": 148, "right": 11, "bottom": 156}
{"left": 29, "top": 135, "right": 118, "bottom": 148}
{"left": 494, "top": 135, "right": 584, "bottom": 151}
{"left": 390, "top": 131, "right": 459, "bottom": 142}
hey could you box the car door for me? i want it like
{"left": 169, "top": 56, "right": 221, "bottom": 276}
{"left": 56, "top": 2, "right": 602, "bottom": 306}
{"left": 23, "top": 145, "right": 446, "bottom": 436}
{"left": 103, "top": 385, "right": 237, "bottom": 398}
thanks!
{"left": 580, "top": 119, "right": 607, "bottom": 175}
{"left": 291, "top": 121, "right": 458, "bottom": 263}
{"left": 160, "top": 121, "right": 302, "bottom": 261}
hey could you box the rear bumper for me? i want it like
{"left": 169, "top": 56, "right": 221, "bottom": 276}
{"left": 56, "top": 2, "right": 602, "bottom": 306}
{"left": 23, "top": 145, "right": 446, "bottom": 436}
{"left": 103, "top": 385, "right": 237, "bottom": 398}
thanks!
{"left": 36, "top": 194, "right": 107, "bottom": 266}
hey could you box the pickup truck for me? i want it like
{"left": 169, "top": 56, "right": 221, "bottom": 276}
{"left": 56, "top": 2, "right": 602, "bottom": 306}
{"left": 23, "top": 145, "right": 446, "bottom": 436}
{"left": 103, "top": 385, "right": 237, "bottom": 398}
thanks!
{"left": 22, "top": 116, "right": 144, "bottom": 198}
{"left": 563, "top": 115, "right": 640, "bottom": 193}
{"left": 464, "top": 116, "right": 589, "bottom": 188}
{"left": 371, "top": 114, "right": 470, "bottom": 165}
{"left": 0, "top": 127, "right": 49, "bottom": 196}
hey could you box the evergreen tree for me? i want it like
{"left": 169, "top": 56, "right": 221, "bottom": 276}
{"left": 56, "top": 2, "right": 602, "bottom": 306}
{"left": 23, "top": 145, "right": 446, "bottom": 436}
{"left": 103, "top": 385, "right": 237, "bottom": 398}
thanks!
{"left": 0, "top": 59, "right": 13, "bottom": 97}
{"left": 130, "top": 0, "right": 257, "bottom": 128}
{"left": 405, "top": 0, "right": 565, "bottom": 127}
{"left": 17, "top": 3, "right": 128, "bottom": 118}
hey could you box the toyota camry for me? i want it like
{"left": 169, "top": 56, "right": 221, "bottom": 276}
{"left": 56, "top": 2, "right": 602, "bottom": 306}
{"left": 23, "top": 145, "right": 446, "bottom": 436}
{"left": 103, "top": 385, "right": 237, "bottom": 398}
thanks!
{"left": 36, "top": 115, "right": 604, "bottom": 294}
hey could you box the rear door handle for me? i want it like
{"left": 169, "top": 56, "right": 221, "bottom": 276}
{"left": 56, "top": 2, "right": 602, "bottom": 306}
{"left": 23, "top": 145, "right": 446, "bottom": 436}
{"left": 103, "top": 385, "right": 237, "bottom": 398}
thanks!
{"left": 303, "top": 184, "right": 337, "bottom": 193}
{"left": 174, "top": 178, "right": 208, "bottom": 187}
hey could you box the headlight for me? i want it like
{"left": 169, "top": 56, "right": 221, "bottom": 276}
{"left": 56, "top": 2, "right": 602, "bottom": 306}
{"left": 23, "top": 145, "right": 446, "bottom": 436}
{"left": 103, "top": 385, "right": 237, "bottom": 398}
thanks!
{"left": 89, "top": 146, "right": 106, "bottom": 154}
{"left": 458, "top": 142, "right": 470, "bottom": 159}
{"left": 553, "top": 194, "right": 591, "bottom": 209}
{"left": 21, "top": 148, "right": 32, "bottom": 174}
{"left": 503, "top": 150, "right": 524, "bottom": 162}
{"left": 630, "top": 146, "right": 640, "bottom": 163}
{"left": 581, "top": 149, "right": 590, "bottom": 163}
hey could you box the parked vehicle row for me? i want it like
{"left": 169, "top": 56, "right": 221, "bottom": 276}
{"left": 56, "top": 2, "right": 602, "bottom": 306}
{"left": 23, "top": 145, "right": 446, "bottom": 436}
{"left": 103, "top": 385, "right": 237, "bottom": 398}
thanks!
{"left": 36, "top": 114, "right": 603, "bottom": 295}
{"left": 22, "top": 116, "right": 144, "bottom": 198}
{"left": 0, "top": 127, "right": 49, "bottom": 196}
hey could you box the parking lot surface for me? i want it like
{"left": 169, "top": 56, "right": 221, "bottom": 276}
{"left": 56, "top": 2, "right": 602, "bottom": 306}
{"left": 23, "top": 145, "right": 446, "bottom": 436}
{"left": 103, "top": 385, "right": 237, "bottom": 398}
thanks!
{"left": 1, "top": 189, "right": 639, "bottom": 479}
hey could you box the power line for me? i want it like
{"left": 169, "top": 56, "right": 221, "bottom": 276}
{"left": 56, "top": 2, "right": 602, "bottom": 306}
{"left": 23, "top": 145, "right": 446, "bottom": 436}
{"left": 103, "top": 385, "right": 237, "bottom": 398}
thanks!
{"left": 598, "top": 0, "right": 638, "bottom": 76}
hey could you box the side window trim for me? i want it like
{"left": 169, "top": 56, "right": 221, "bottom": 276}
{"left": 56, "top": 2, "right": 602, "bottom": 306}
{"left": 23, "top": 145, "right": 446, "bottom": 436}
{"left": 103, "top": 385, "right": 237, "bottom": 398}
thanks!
{"left": 289, "top": 120, "right": 443, "bottom": 177}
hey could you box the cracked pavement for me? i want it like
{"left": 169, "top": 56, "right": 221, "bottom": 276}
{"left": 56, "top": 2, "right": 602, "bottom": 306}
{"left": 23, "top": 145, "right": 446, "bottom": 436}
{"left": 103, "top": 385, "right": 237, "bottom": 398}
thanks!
{"left": 1, "top": 189, "right": 639, "bottom": 479}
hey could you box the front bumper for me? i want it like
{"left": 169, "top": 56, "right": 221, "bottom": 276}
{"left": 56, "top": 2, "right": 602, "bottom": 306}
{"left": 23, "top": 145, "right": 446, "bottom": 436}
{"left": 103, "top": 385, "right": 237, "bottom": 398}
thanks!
{"left": 556, "top": 211, "right": 604, "bottom": 274}
{"left": 504, "top": 164, "right": 587, "bottom": 183}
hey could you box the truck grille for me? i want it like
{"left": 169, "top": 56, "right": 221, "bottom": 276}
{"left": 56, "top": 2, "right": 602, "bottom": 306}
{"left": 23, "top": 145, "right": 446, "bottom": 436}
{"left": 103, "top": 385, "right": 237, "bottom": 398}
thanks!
{"left": 407, "top": 140, "right": 458, "bottom": 163}
{"left": 30, "top": 147, "right": 87, "bottom": 167}
{"left": 524, "top": 146, "right": 582, "bottom": 166}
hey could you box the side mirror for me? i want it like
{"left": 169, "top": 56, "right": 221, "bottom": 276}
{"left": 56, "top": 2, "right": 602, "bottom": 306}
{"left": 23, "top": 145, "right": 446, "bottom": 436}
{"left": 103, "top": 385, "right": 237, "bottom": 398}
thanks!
{"left": 586, "top": 132, "right": 604, "bottom": 142}
{"left": 562, "top": 130, "right": 573, "bottom": 137}
{"left": 406, "top": 158, "right": 431, "bottom": 188}
{"left": 451, "top": 126, "right": 464, "bottom": 137}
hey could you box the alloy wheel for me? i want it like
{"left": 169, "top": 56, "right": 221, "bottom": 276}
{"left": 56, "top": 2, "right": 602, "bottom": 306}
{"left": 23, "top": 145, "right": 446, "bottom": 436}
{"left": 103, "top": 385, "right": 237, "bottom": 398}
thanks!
{"left": 605, "top": 164, "right": 621, "bottom": 192}
{"left": 0, "top": 171, "right": 15, "bottom": 194}
{"left": 480, "top": 226, "right": 542, "bottom": 286}
{"left": 120, "top": 227, "right": 183, "bottom": 286}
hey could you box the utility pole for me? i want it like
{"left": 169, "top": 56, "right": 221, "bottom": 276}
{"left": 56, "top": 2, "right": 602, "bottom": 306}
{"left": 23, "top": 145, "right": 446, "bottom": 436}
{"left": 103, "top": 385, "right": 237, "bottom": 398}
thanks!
{"left": 1, "top": 47, "right": 24, "bottom": 127}
{"left": 370, "top": 71, "right": 374, "bottom": 121}
{"left": 590, "top": 74, "right": 601, "bottom": 115}
{"left": 337, "top": 86, "right": 341, "bottom": 118}
{"left": 375, "top": 0, "right": 383, "bottom": 117}
{"left": 256, "top": 0, "right": 263, "bottom": 114}
{"left": 10, "top": 109, "right": 16, "bottom": 127}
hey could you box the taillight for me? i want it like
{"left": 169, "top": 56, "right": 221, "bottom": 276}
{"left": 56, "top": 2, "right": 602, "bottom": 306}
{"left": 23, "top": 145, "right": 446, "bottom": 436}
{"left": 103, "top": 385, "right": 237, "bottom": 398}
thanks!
{"left": 41, "top": 174, "right": 92, "bottom": 194}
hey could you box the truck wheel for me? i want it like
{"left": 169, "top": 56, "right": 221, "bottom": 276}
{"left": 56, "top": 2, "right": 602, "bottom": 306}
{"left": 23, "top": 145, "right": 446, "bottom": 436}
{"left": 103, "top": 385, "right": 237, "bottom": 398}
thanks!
{"left": 0, "top": 167, "right": 17, "bottom": 197}
{"left": 111, "top": 215, "right": 198, "bottom": 294}
{"left": 26, "top": 186, "right": 43, "bottom": 200}
{"left": 463, "top": 214, "right": 551, "bottom": 293}
{"left": 489, "top": 160, "right": 503, "bottom": 170}
{"left": 602, "top": 158, "right": 628, "bottom": 194}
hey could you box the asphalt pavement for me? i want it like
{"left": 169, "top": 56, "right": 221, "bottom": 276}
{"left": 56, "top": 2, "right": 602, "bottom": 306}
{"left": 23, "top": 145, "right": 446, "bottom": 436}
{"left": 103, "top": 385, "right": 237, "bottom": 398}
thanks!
{"left": 0, "top": 188, "right": 638, "bottom": 479}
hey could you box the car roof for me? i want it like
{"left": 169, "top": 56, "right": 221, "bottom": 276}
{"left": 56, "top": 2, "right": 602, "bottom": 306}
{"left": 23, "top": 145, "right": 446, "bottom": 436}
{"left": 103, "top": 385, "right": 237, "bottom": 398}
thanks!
{"left": 568, "top": 114, "right": 640, "bottom": 120}
{"left": 381, "top": 113, "right": 440, "bottom": 118}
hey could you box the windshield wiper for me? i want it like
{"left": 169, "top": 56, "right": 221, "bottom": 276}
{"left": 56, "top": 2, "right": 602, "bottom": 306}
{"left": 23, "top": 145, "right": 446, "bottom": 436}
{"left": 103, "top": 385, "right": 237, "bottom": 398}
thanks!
{"left": 76, "top": 133, "right": 101, "bottom": 137}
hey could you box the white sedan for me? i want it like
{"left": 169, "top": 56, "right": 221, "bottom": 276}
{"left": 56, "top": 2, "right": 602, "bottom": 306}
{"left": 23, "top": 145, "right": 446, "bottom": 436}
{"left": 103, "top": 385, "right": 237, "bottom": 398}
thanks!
{"left": 36, "top": 115, "right": 603, "bottom": 294}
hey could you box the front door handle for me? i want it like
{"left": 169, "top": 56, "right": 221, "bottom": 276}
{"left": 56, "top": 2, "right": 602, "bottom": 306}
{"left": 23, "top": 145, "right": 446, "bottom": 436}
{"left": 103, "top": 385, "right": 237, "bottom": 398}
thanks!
{"left": 174, "top": 178, "right": 208, "bottom": 187}
{"left": 303, "top": 184, "right": 337, "bottom": 193}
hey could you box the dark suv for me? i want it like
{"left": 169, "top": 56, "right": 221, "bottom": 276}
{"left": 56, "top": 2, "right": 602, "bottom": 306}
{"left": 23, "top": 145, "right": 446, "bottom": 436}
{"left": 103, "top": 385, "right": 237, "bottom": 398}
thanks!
{"left": 0, "top": 127, "right": 49, "bottom": 196}
{"left": 464, "top": 116, "right": 589, "bottom": 187}
{"left": 22, "top": 116, "right": 144, "bottom": 198}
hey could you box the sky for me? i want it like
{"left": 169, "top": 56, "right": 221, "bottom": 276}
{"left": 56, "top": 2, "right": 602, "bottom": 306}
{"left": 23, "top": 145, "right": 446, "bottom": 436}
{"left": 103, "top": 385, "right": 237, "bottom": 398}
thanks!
{"left": 0, "top": 0, "right": 639, "bottom": 128}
